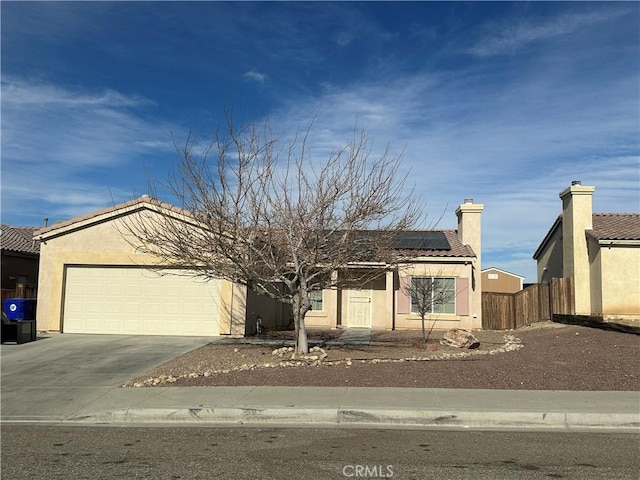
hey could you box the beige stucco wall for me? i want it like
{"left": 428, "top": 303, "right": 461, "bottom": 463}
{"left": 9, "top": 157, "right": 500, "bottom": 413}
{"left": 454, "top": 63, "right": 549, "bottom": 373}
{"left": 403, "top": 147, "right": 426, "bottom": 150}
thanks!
{"left": 536, "top": 226, "right": 564, "bottom": 283}
{"left": 455, "top": 201, "right": 483, "bottom": 328}
{"left": 36, "top": 211, "right": 242, "bottom": 334}
{"left": 560, "top": 185, "right": 595, "bottom": 314}
{"left": 597, "top": 244, "right": 640, "bottom": 317}
{"left": 587, "top": 237, "right": 603, "bottom": 315}
{"left": 304, "top": 283, "right": 339, "bottom": 329}
{"left": 456, "top": 203, "right": 483, "bottom": 265}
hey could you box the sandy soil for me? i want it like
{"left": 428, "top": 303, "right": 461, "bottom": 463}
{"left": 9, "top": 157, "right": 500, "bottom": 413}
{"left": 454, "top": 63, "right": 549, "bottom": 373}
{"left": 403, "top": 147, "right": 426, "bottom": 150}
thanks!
{"left": 124, "top": 323, "right": 639, "bottom": 391}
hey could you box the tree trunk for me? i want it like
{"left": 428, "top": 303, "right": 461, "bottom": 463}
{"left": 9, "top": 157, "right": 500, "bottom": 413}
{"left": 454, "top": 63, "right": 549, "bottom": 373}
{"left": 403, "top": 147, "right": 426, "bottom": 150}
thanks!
{"left": 296, "top": 316, "right": 309, "bottom": 354}
{"left": 292, "top": 292, "right": 310, "bottom": 354}
{"left": 420, "top": 315, "right": 426, "bottom": 344}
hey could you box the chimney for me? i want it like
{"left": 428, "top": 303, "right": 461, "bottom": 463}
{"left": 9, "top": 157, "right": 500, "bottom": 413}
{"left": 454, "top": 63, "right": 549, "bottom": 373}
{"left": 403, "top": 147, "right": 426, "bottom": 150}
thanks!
{"left": 43, "top": 218, "right": 48, "bottom": 228}
{"left": 455, "top": 198, "right": 484, "bottom": 328}
{"left": 456, "top": 198, "right": 484, "bottom": 260}
{"left": 559, "top": 181, "right": 595, "bottom": 314}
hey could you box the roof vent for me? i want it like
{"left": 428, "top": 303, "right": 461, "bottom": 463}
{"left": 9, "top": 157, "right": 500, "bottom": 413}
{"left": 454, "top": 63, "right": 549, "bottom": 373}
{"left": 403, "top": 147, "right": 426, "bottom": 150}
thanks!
{"left": 571, "top": 180, "right": 582, "bottom": 186}
{"left": 43, "top": 218, "right": 48, "bottom": 227}
{"left": 464, "top": 198, "right": 473, "bottom": 204}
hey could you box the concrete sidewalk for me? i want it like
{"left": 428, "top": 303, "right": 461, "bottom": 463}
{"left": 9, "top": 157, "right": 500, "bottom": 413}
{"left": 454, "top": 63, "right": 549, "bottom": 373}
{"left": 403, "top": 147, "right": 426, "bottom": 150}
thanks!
{"left": 4, "top": 385, "right": 639, "bottom": 431}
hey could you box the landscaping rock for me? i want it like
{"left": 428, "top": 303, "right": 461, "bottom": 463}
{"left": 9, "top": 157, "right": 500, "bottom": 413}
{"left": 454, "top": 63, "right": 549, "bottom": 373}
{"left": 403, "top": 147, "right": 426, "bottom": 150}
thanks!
{"left": 440, "top": 329, "right": 480, "bottom": 349}
{"left": 426, "top": 342, "right": 438, "bottom": 351}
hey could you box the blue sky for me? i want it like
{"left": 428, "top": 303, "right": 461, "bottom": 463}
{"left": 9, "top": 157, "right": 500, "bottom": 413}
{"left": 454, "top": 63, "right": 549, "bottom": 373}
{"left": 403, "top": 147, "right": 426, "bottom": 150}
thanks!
{"left": 2, "top": 1, "right": 639, "bottom": 282}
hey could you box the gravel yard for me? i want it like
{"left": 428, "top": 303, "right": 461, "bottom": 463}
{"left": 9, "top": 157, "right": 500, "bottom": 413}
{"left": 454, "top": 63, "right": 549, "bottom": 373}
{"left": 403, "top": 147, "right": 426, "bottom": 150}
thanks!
{"left": 124, "top": 322, "right": 639, "bottom": 391}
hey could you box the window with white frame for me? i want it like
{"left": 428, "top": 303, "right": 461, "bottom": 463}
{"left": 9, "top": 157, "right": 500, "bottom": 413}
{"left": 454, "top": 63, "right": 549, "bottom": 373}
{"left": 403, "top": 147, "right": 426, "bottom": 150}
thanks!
{"left": 309, "top": 290, "right": 323, "bottom": 311}
{"left": 410, "top": 277, "right": 456, "bottom": 315}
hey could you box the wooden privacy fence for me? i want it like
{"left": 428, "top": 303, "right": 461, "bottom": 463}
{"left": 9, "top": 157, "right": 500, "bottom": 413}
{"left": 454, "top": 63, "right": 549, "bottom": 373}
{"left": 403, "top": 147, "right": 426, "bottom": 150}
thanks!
{"left": 482, "top": 277, "right": 574, "bottom": 330}
{"left": 548, "top": 277, "right": 574, "bottom": 317}
{"left": 1, "top": 284, "right": 37, "bottom": 305}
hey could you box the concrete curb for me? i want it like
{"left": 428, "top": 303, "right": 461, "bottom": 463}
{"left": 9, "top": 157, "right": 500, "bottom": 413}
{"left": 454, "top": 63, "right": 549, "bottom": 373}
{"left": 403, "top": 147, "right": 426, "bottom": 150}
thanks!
{"left": 66, "top": 407, "right": 640, "bottom": 431}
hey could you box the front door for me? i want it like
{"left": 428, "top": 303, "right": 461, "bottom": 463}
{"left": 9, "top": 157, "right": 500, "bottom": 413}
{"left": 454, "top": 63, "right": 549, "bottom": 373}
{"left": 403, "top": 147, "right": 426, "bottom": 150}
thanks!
{"left": 347, "top": 286, "right": 372, "bottom": 327}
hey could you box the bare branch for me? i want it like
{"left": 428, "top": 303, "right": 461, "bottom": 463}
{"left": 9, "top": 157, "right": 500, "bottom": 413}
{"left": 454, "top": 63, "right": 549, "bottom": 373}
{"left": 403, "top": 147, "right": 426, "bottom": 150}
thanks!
{"left": 122, "top": 112, "right": 424, "bottom": 353}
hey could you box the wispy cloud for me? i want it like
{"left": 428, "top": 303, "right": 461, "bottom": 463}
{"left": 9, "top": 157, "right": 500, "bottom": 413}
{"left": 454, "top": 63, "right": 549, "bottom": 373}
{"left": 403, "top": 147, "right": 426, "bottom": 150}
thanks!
{"left": 2, "top": 76, "right": 169, "bottom": 167}
{"left": 2, "top": 3, "right": 637, "bottom": 283}
{"left": 2, "top": 78, "right": 152, "bottom": 107}
{"left": 269, "top": 46, "right": 638, "bottom": 281}
{"left": 470, "top": 8, "right": 631, "bottom": 57}
{"left": 1, "top": 169, "right": 133, "bottom": 223}
{"left": 1, "top": 77, "right": 175, "bottom": 223}
{"left": 335, "top": 31, "right": 353, "bottom": 46}
{"left": 242, "top": 70, "right": 268, "bottom": 83}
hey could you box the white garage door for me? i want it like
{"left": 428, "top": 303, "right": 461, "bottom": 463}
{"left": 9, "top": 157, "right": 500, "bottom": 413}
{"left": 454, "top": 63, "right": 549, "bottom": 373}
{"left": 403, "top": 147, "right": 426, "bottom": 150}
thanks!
{"left": 63, "top": 267, "right": 220, "bottom": 336}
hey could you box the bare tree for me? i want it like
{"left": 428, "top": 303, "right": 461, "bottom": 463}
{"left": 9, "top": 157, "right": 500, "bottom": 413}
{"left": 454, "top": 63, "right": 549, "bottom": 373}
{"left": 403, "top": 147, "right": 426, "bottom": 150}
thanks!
{"left": 125, "top": 113, "right": 422, "bottom": 353}
{"left": 403, "top": 275, "right": 457, "bottom": 345}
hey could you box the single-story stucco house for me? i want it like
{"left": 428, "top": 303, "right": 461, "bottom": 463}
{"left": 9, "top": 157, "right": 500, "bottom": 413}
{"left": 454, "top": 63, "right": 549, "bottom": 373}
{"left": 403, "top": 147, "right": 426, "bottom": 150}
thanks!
{"left": 533, "top": 181, "right": 640, "bottom": 320}
{"left": 34, "top": 196, "right": 484, "bottom": 336}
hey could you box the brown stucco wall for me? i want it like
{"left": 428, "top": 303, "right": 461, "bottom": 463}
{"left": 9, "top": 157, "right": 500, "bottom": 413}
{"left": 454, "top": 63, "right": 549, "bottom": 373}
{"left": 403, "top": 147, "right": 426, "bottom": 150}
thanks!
{"left": 482, "top": 269, "right": 522, "bottom": 294}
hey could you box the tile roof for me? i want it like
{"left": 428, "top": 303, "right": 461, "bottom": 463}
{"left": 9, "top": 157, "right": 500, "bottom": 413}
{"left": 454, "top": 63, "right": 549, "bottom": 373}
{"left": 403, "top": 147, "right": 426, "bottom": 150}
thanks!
{"left": 534, "top": 213, "right": 640, "bottom": 259}
{"left": 0, "top": 224, "right": 40, "bottom": 255}
{"left": 588, "top": 213, "right": 640, "bottom": 241}
{"left": 32, "top": 195, "right": 476, "bottom": 259}
{"left": 35, "top": 195, "right": 190, "bottom": 237}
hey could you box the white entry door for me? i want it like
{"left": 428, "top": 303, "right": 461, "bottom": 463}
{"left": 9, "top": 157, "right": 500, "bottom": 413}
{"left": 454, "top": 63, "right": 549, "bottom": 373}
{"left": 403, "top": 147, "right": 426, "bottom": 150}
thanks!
{"left": 347, "top": 286, "right": 372, "bottom": 327}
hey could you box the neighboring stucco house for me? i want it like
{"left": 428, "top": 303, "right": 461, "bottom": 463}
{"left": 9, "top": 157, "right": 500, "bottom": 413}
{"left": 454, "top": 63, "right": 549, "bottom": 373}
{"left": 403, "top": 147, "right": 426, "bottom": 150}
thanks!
{"left": 481, "top": 268, "right": 525, "bottom": 294}
{"left": 34, "top": 196, "right": 484, "bottom": 336}
{"left": 533, "top": 182, "right": 640, "bottom": 320}
{"left": 1, "top": 224, "right": 40, "bottom": 298}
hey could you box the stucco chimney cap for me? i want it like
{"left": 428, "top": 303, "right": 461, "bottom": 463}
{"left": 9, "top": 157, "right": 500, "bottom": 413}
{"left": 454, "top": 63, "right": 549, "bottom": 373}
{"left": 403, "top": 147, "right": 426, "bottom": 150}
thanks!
{"left": 559, "top": 183, "right": 595, "bottom": 199}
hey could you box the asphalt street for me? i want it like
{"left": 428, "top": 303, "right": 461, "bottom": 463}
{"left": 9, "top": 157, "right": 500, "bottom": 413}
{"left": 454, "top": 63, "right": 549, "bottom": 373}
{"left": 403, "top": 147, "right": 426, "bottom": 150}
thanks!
{"left": 2, "top": 426, "right": 638, "bottom": 480}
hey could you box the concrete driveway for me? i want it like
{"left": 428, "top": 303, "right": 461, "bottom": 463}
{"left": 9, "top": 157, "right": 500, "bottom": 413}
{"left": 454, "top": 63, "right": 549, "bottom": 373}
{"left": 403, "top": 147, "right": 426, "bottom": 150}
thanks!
{"left": 1, "top": 333, "right": 211, "bottom": 422}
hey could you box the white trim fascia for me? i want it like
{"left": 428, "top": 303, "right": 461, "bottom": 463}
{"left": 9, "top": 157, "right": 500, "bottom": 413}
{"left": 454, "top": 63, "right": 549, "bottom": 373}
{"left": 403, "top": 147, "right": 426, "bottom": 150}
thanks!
{"left": 402, "top": 256, "right": 476, "bottom": 264}
{"left": 35, "top": 203, "right": 202, "bottom": 241}
{"left": 597, "top": 239, "right": 640, "bottom": 247}
{"left": 481, "top": 267, "right": 526, "bottom": 279}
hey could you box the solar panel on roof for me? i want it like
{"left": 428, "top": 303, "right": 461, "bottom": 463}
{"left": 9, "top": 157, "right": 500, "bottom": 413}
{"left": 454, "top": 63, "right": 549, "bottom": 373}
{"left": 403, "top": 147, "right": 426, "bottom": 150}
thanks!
{"left": 393, "top": 231, "right": 451, "bottom": 250}
{"left": 329, "top": 230, "right": 451, "bottom": 251}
